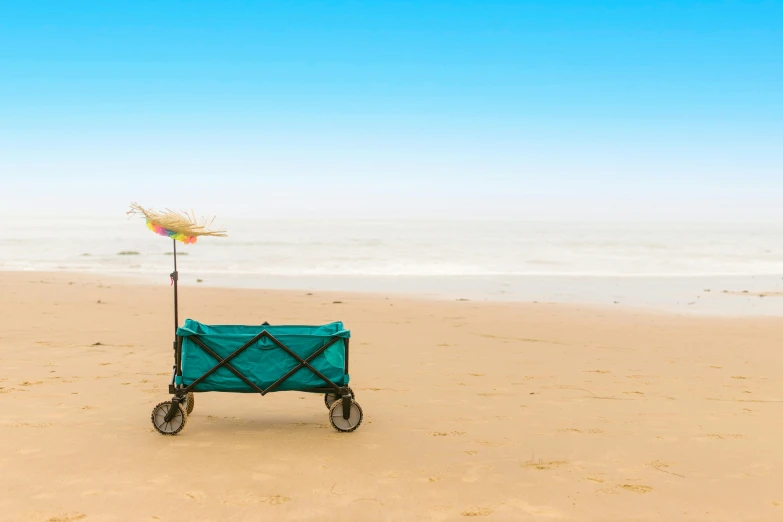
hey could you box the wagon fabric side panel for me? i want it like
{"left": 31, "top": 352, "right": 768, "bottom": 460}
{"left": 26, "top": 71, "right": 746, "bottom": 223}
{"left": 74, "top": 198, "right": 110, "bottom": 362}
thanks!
{"left": 176, "top": 320, "right": 350, "bottom": 392}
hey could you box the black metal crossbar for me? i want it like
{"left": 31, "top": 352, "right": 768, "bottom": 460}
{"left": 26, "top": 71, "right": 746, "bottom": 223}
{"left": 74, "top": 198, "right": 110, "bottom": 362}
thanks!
{"left": 179, "top": 330, "right": 344, "bottom": 396}
{"left": 188, "top": 336, "right": 265, "bottom": 394}
{"left": 180, "top": 330, "right": 267, "bottom": 393}
{"left": 261, "top": 333, "right": 341, "bottom": 395}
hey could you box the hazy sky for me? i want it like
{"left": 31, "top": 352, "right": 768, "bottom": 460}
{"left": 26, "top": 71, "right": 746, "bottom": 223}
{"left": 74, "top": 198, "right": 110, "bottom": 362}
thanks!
{"left": 1, "top": 1, "right": 780, "bottom": 220}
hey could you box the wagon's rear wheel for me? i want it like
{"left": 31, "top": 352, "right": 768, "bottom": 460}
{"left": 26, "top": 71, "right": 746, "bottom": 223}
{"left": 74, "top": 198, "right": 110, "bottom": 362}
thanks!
{"left": 328, "top": 398, "right": 363, "bottom": 433}
{"left": 182, "top": 392, "right": 195, "bottom": 415}
{"left": 324, "top": 387, "right": 354, "bottom": 409}
{"left": 151, "top": 401, "right": 187, "bottom": 435}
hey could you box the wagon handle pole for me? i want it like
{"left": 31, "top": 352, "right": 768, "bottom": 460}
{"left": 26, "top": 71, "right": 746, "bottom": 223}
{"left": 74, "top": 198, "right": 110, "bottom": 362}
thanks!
{"left": 171, "top": 238, "right": 179, "bottom": 337}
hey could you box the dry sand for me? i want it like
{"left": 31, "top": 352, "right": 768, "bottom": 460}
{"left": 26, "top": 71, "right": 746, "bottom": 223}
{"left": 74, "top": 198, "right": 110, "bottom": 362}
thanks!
{"left": 1, "top": 272, "right": 782, "bottom": 521}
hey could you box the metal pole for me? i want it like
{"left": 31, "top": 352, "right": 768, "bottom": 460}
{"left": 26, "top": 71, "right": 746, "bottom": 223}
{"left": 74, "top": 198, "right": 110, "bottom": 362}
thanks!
{"left": 170, "top": 238, "right": 180, "bottom": 385}
{"left": 172, "top": 239, "right": 179, "bottom": 333}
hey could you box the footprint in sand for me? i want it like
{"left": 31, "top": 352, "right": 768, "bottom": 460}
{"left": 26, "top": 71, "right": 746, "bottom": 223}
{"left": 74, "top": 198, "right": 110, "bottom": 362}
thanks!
{"left": 475, "top": 439, "right": 513, "bottom": 447}
{"left": 46, "top": 514, "right": 86, "bottom": 522}
{"left": 596, "top": 483, "right": 654, "bottom": 494}
{"left": 223, "top": 493, "right": 291, "bottom": 506}
{"left": 3, "top": 422, "right": 52, "bottom": 428}
{"left": 648, "top": 460, "right": 685, "bottom": 477}
{"left": 183, "top": 491, "right": 207, "bottom": 502}
{"left": 701, "top": 433, "right": 746, "bottom": 440}
{"left": 462, "top": 507, "right": 493, "bottom": 517}
{"left": 620, "top": 484, "right": 654, "bottom": 493}
{"left": 561, "top": 428, "right": 604, "bottom": 434}
{"left": 522, "top": 460, "right": 568, "bottom": 471}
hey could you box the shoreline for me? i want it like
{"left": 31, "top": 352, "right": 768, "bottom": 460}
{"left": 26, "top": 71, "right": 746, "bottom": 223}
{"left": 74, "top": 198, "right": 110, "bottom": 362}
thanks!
{"left": 4, "top": 269, "right": 782, "bottom": 317}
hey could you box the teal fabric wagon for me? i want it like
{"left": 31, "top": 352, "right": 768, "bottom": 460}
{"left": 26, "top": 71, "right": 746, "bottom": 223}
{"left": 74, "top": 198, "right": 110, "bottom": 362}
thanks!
{"left": 151, "top": 318, "right": 362, "bottom": 435}
{"left": 175, "top": 320, "right": 351, "bottom": 393}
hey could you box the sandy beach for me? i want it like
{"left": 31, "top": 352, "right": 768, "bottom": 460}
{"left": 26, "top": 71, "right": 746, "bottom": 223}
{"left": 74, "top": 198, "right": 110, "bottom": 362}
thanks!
{"left": 1, "top": 271, "right": 782, "bottom": 521}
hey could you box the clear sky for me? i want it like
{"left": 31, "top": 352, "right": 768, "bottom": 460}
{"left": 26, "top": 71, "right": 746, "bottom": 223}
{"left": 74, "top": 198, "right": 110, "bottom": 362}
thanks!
{"left": 1, "top": 1, "right": 780, "bottom": 220}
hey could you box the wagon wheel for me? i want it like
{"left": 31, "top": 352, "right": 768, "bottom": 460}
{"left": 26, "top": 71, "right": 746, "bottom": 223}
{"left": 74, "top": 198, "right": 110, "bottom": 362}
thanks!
{"left": 151, "top": 401, "right": 187, "bottom": 435}
{"left": 328, "top": 398, "right": 363, "bottom": 433}
{"left": 324, "top": 386, "right": 354, "bottom": 409}
{"left": 182, "top": 392, "right": 195, "bottom": 415}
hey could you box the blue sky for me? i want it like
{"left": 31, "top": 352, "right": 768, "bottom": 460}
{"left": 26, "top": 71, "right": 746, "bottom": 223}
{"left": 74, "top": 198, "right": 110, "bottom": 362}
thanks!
{"left": 1, "top": 1, "right": 781, "bottom": 220}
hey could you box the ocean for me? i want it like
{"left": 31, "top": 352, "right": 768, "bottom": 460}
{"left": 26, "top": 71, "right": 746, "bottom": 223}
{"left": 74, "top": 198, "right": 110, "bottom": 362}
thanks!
{"left": 2, "top": 217, "right": 782, "bottom": 314}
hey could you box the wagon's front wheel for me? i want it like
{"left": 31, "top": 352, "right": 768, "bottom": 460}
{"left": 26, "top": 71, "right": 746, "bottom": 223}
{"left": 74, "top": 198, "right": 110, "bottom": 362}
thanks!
{"left": 324, "top": 387, "right": 354, "bottom": 409}
{"left": 151, "top": 401, "right": 187, "bottom": 435}
{"left": 182, "top": 392, "right": 195, "bottom": 415}
{"left": 328, "top": 398, "right": 363, "bottom": 433}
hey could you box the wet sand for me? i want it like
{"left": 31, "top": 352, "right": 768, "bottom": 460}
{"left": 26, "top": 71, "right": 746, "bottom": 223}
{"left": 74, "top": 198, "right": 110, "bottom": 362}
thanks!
{"left": 1, "top": 272, "right": 782, "bottom": 521}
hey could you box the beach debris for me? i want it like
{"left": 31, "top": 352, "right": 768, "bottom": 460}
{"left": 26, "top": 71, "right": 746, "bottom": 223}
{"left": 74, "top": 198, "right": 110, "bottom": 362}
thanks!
{"left": 333, "top": 301, "right": 343, "bottom": 304}
{"left": 196, "top": 279, "right": 203, "bottom": 283}
{"left": 117, "top": 251, "right": 140, "bottom": 255}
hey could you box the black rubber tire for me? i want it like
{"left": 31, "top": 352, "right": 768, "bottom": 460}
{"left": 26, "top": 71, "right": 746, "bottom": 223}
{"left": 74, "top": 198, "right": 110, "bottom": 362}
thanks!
{"left": 151, "top": 401, "right": 187, "bottom": 435}
{"left": 328, "top": 398, "right": 363, "bottom": 433}
{"left": 324, "top": 386, "right": 354, "bottom": 409}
